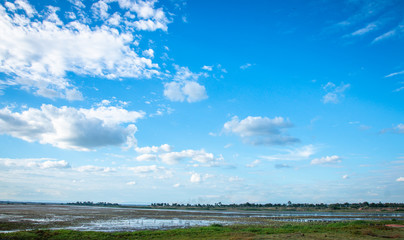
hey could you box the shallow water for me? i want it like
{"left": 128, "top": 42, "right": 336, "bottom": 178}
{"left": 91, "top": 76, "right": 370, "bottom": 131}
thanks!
{"left": 1, "top": 204, "right": 403, "bottom": 232}
{"left": 57, "top": 218, "right": 229, "bottom": 232}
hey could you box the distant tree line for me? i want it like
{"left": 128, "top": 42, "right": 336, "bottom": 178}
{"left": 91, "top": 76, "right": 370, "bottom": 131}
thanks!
{"left": 150, "top": 201, "right": 404, "bottom": 210}
{"left": 67, "top": 201, "right": 119, "bottom": 207}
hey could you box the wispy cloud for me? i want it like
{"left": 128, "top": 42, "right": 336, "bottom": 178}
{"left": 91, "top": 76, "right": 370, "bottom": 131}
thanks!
{"left": 240, "top": 63, "right": 253, "bottom": 70}
{"left": 381, "top": 123, "right": 404, "bottom": 134}
{"left": 246, "top": 160, "right": 260, "bottom": 168}
{"left": 260, "top": 145, "right": 316, "bottom": 161}
{"left": 275, "top": 164, "right": 292, "bottom": 169}
{"left": 322, "top": 82, "right": 350, "bottom": 104}
{"left": 372, "top": 23, "right": 404, "bottom": 43}
{"left": 385, "top": 70, "right": 404, "bottom": 78}
{"left": 350, "top": 22, "right": 378, "bottom": 36}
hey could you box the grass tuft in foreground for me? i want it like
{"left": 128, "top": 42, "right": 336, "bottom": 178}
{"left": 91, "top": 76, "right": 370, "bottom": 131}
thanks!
{"left": 0, "top": 220, "right": 403, "bottom": 240}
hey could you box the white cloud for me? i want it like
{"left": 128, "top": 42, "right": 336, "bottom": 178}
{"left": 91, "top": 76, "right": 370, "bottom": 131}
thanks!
{"left": 142, "top": 49, "right": 154, "bottom": 58}
{"left": 159, "top": 149, "right": 214, "bottom": 165}
{"left": 190, "top": 172, "right": 201, "bottom": 183}
{"left": 224, "top": 143, "right": 232, "bottom": 149}
{"left": 385, "top": 70, "right": 404, "bottom": 78}
{"left": 0, "top": 1, "right": 163, "bottom": 100}
{"left": 39, "top": 160, "right": 70, "bottom": 169}
{"left": 202, "top": 65, "right": 213, "bottom": 71}
{"left": 135, "top": 144, "right": 172, "bottom": 154}
{"left": 275, "top": 163, "right": 292, "bottom": 169}
{"left": 228, "top": 176, "right": 242, "bottom": 182}
{"left": 68, "top": 0, "right": 85, "bottom": 9}
{"left": 246, "top": 159, "right": 260, "bottom": 168}
{"left": 396, "top": 177, "right": 404, "bottom": 182}
{"left": 128, "top": 165, "right": 172, "bottom": 179}
{"left": 134, "top": 145, "right": 223, "bottom": 167}
{"left": 126, "top": 181, "right": 136, "bottom": 185}
{"left": 14, "top": 0, "right": 37, "bottom": 17}
{"left": 395, "top": 124, "right": 404, "bottom": 133}
{"left": 0, "top": 104, "right": 144, "bottom": 151}
{"left": 129, "top": 165, "right": 161, "bottom": 173}
{"left": 240, "top": 63, "right": 252, "bottom": 70}
{"left": 164, "top": 80, "right": 207, "bottom": 103}
{"left": 107, "top": 12, "right": 121, "bottom": 26}
{"left": 181, "top": 81, "right": 208, "bottom": 102}
{"left": 351, "top": 23, "right": 377, "bottom": 36}
{"left": 342, "top": 174, "right": 349, "bottom": 179}
{"left": 117, "top": 0, "right": 170, "bottom": 31}
{"left": 223, "top": 116, "right": 299, "bottom": 145}
{"left": 0, "top": 158, "right": 70, "bottom": 169}
{"left": 189, "top": 172, "right": 214, "bottom": 183}
{"left": 261, "top": 145, "right": 315, "bottom": 161}
{"left": 92, "top": 0, "right": 109, "bottom": 19}
{"left": 76, "top": 165, "right": 115, "bottom": 172}
{"left": 381, "top": 123, "right": 404, "bottom": 134}
{"left": 311, "top": 155, "right": 342, "bottom": 165}
{"left": 322, "top": 82, "right": 350, "bottom": 104}
{"left": 136, "top": 154, "right": 157, "bottom": 162}
{"left": 173, "top": 183, "right": 180, "bottom": 187}
{"left": 164, "top": 66, "right": 208, "bottom": 103}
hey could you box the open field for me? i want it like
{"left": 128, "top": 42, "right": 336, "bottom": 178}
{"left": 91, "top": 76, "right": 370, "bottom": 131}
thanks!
{"left": 1, "top": 204, "right": 404, "bottom": 239}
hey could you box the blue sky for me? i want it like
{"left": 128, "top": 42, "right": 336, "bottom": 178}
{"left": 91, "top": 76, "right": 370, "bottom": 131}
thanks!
{"left": 0, "top": 0, "right": 403, "bottom": 204}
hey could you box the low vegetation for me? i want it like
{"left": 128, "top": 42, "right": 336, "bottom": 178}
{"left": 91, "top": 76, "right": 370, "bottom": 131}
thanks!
{"left": 1, "top": 220, "right": 403, "bottom": 240}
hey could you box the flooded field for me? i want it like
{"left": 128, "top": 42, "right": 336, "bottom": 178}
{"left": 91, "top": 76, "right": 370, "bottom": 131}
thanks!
{"left": 1, "top": 204, "right": 403, "bottom": 232}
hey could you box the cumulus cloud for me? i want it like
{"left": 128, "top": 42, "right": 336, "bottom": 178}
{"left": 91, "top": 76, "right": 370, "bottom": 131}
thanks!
{"left": 322, "top": 82, "right": 350, "bottom": 104}
{"left": 164, "top": 66, "right": 208, "bottom": 103}
{"left": 223, "top": 116, "right": 299, "bottom": 145}
{"left": 0, "top": 104, "right": 144, "bottom": 151}
{"left": 0, "top": 0, "right": 166, "bottom": 100}
{"left": 396, "top": 177, "right": 404, "bottom": 182}
{"left": 311, "top": 155, "right": 342, "bottom": 165}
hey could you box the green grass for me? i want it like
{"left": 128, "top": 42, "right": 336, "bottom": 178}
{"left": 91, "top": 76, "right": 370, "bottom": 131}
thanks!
{"left": 1, "top": 220, "right": 403, "bottom": 240}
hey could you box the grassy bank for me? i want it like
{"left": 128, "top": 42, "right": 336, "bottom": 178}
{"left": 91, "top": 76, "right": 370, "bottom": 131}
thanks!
{"left": 1, "top": 220, "right": 403, "bottom": 240}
